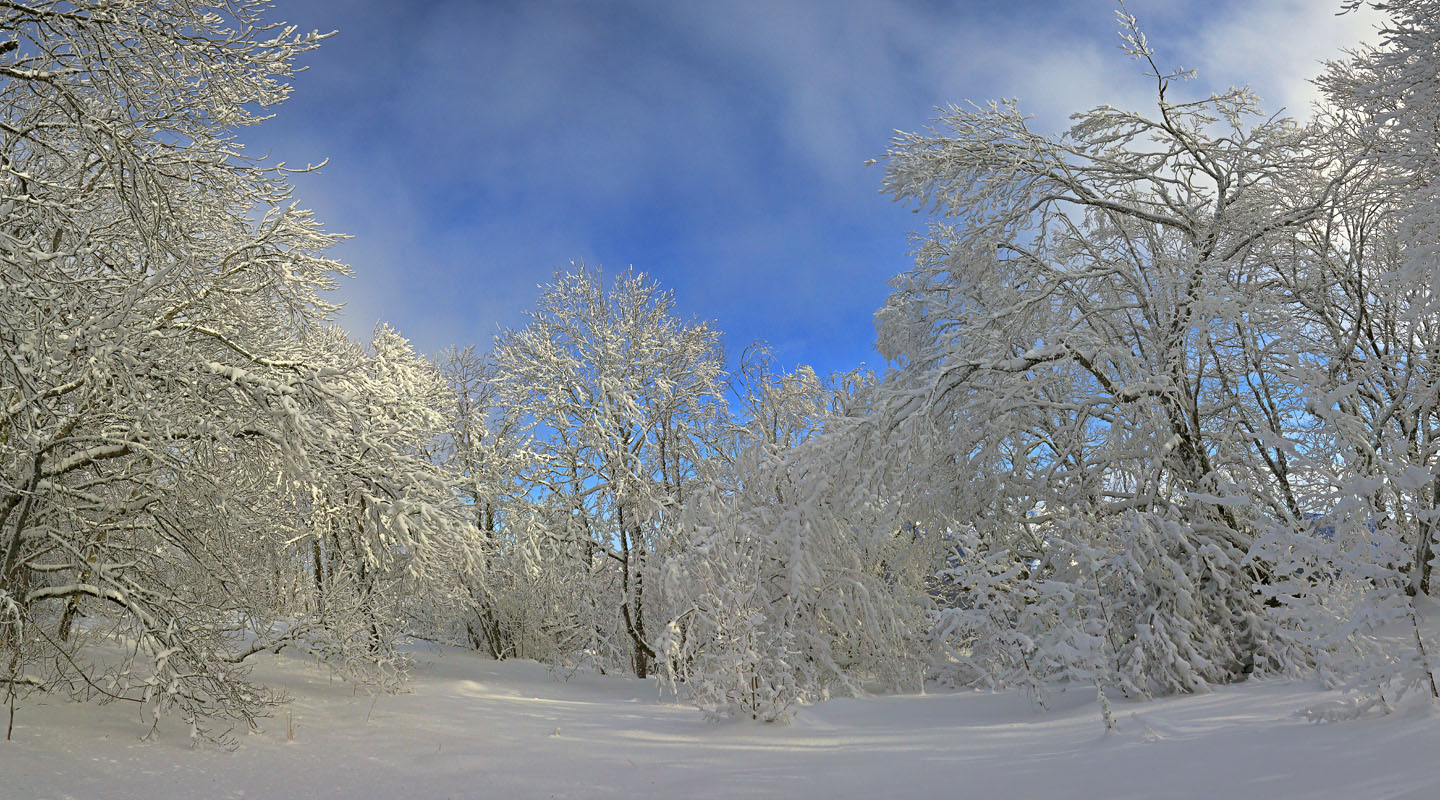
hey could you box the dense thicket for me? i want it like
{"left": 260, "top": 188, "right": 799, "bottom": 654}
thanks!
{"left": 856, "top": 2, "right": 1440, "bottom": 710}
{"left": 0, "top": 1, "right": 474, "bottom": 743}
{"left": 4, "top": 0, "right": 1439, "bottom": 738}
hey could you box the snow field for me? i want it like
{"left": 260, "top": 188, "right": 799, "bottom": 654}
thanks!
{"left": 4, "top": 645, "right": 1439, "bottom": 799}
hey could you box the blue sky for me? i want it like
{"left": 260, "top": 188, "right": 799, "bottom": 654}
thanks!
{"left": 243, "top": 0, "right": 1379, "bottom": 377}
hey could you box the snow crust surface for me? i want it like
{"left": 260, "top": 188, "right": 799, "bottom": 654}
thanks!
{"left": 3, "top": 646, "right": 1439, "bottom": 799}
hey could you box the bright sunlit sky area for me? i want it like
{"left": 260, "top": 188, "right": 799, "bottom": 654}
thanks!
{"left": 244, "top": 0, "right": 1382, "bottom": 377}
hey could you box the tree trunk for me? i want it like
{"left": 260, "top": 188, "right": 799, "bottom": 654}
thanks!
{"left": 312, "top": 537, "right": 327, "bottom": 619}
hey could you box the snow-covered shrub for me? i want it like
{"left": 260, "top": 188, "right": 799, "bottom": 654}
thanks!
{"left": 1252, "top": 500, "right": 1439, "bottom": 713}
{"left": 660, "top": 382, "right": 929, "bottom": 721}
{"left": 927, "top": 511, "right": 1277, "bottom": 705}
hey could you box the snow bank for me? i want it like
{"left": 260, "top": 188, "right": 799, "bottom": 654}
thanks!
{"left": 3, "top": 646, "right": 1439, "bottom": 799}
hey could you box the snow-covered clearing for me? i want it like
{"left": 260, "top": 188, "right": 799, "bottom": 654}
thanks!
{"left": 4, "top": 646, "right": 1440, "bottom": 800}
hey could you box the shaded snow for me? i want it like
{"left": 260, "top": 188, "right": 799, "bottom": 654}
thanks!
{"left": 3, "top": 646, "right": 1440, "bottom": 799}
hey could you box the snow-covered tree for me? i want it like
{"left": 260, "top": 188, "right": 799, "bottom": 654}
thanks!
{"left": 286, "top": 325, "right": 475, "bottom": 686}
{"left": 436, "top": 345, "right": 554, "bottom": 660}
{"left": 492, "top": 266, "right": 726, "bottom": 678}
{"left": 1237, "top": 0, "right": 1440, "bottom": 708}
{"left": 659, "top": 354, "right": 928, "bottom": 720}
{"left": 0, "top": 1, "right": 473, "bottom": 742}
{"left": 860, "top": 10, "right": 1376, "bottom": 697}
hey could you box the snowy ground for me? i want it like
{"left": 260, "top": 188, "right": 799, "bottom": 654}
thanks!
{"left": 4, "top": 646, "right": 1440, "bottom": 799}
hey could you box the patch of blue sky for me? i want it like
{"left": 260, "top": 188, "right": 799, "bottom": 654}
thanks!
{"left": 237, "top": 0, "right": 1381, "bottom": 378}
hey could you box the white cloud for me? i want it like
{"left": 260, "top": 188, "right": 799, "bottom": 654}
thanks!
{"left": 1187, "top": 0, "right": 1383, "bottom": 116}
{"left": 257, "top": 0, "right": 1394, "bottom": 368}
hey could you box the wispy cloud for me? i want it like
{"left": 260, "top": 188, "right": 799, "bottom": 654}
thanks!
{"left": 1187, "top": 0, "right": 1382, "bottom": 116}
{"left": 248, "top": 0, "right": 1388, "bottom": 374}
